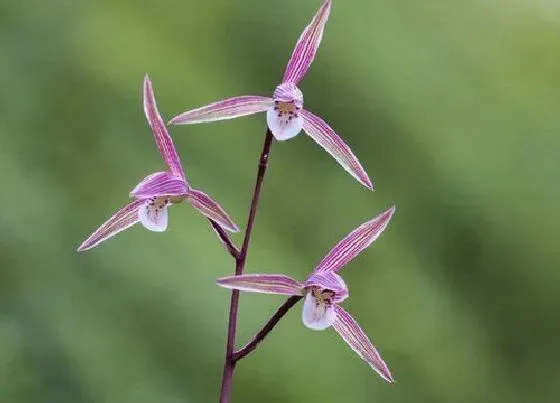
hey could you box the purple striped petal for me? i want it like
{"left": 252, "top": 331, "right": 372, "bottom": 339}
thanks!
{"left": 130, "top": 172, "right": 188, "bottom": 199}
{"left": 169, "top": 96, "right": 274, "bottom": 125}
{"left": 77, "top": 200, "right": 143, "bottom": 251}
{"left": 302, "top": 109, "right": 373, "bottom": 190}
{"left": 313, "top": 205, "right": 396, "bottom": 274}
{"left": 282, "top": 0, "right": 331, "bottom": 84}
{"left": 216, "top": 274, "right": 304, "bottom": 296}
{"left": 304, "top": 272, "right": 348, "bottom": 303}
{"left": 144, "top": 75, "right": 185, "bottom": 180}
{"left": 188, "top": 189, "right": 240, "bottom": 233}
{"left": 333, "top": 305, "right": 394, "bottom": 382}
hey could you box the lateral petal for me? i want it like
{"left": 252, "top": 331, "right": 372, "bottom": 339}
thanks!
{"left": 216, "top": 274, "right": 304, "bottom": 296}
{"left": 313, "top": 205, "right": 396, "bottom": 273}
{"left": 77, "top": 200, "right": 143, "bottom": 251}
{"left": 333, "top": 305, "right": 394, "bottom": 382}
{"left": 302, "top": 109, "right": 373, "bottom": 190}
{"left": 282, "top": 0, "right": 332, "bottom": 84}
{"left": 143, "top": 75, "right": 185, "bottom": 179}
{"left": 188, "top": 189, "right": 239, "bottom": 233}
{"left": 169, "top": 96, "right": 274, "bottom": 125}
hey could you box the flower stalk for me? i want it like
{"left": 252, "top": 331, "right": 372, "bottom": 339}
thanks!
{"left": 219, "top": 129, "right": 274, "bottom": 403}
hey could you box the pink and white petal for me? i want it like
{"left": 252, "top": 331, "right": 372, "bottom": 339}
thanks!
{"left": 304, "top": 272, "right": 349, "bottom": 303}
{"left": 266, "top": 108, "right": 304, "bottom": 141}
{"left": 302, "top": 109, "right": 373, "bottom": 189}
{"left": 77, "top": 199, "right": 143, "bottom": 251}
{"left": 188, "top": 189, "right": 239, "bottom": 233}
{"left": 216, "top": 274, "right": 304, "bottom": 296}
{"left": 333, "top": 305, "right": 394, "bottom": 382}
{"left": 313, "top": 205, "right": 396, "bottom": 274}
{"left": 144, "top": 75, "right": 185, "bottom": 180}
{"left": 130, "top": 172, "right": 188, "bottom": 199}
{"left": 169, "top": 96, "right": 274, "bottom": 125}
{"left": 282, "top": 0, "right": 331, "bottom": 84}
{"left": 301, "top": 291, "right": 336, "bottom": 330}
{"left": 138, "top": 199, "right": 169, "bottom": 232}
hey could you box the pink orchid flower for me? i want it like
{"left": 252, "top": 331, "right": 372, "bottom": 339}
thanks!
{"left": 216, "top": 205, "right": 396, "bottom": 381}
{"left": 170, "top": 0, "right": 373, "bottom": 190}
{"left": 78, "top": 75, "right": 239, "bottom": 252}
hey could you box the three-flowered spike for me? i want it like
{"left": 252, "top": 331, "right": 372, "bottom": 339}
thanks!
{"left": 282, "top": 0, "right": 331, "bottom": 84}
{"left": 77, "top": 76, "right": 239, "bottom": 251}
{"left": 216, "top": 206, "right": 396, "bottom": 380}
{"left": 170, "top": 0, "right": 373, "bottom": 190}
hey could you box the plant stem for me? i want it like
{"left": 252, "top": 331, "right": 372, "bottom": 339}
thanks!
{"left": 219, "top": 129, "right": 274, "bottom": 403}
{"left": 209, "top": 219, "right": 239, "bottom": 259}
{"left": 233, "top": 295, "right": 302, "bottom": 363}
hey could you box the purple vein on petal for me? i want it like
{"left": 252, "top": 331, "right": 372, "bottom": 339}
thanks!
{"left": 313, "top": 205, "right": 396, "bottom": 274}
{"left": 77, "top": 199, "right": 144, "bottom": 252}
{"left": 282, "top": 0, "right": 331, "bottom": 84}
{"left": 188, "top": 188, "right": 240, "bottom": 233}
{"left": 130, "top": 172, "right": 188, "bottom": 199}
{"left": 169, "top": 96, "right": 274, "bottom": 125}
{"left": 143, "top": 75, "right": 185, "bottom": 180}
{"left": 302, "top": 109, "right": 373, "bottom": 190}
{"left": 333, "top": 305, "right": 394, "bottom": 382}
{"left": 216, "top": 274, "right": 304, "bottom": 296}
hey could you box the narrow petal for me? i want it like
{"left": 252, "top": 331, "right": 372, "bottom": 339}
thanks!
{"left": 216, "top": 274, "right": 304, "bottom": 296}
{"left": 138, "top": 198, "right": 169, "bottom": 232}
{"left": 301, "top": 291, "right": 336, "bottom": 330}
{"left": 130, "top": 172, "right": 188, "bottom": 199}
{"left": 144, "top": 75, "right": 185, "bottom": 180}
{"left": 282, "top": 0, "right": 331, "bottom": 84}
{"left": 313, "top": 205, "right": 396, "bottom": 274}
{"left": 77, "top": 200, "right": 143, "bottom": 251}
{"left": 304, "top": 271, "right": 349, "bottom": 303}
{"left": 188, "top": 189, "right": 239, "bottom": 233}
{"left": 266, "top": 106, "right": 304, "bottom": 141}
{"left": 169, "top": 96, "right": 274, "bottom": 125}
{"left": 302, "top": 109, "right": 373, "bottom": 189}
{"left": 333, "top": 305, "right": 394, "bottom": 382}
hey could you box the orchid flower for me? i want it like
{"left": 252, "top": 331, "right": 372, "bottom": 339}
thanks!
{"left": 170, "top": 0, "right": 373, "bottom": 190}
{"left": 216, "top": 205, "right": 396, "bottom": 381}
{"left": 78, "top": 76, "right": 239, "bottom": 252}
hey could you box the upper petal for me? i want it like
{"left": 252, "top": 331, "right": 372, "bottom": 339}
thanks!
{"left": 304, "top": 271, "right": 349, "bottom": 303}
{"left": 169, "top": 96, "right": 274, "bottom": 125}
{"left": 332, "top": 305, "right": 394, "bottom": 382}
{"left": 313, "top": 205, "right": 396, "bottom": 274}
{"left": 187, "top": 188, "right": 239, "bottom": 233}
{"left": 143, "top": 75, "right": 185, "bottom": 180}
{"left": 77, "top": 200, "right": 143, "bottom": 251}
{"left": 301, "top": 291, "right": 336, "bottom": 330}
{"left": 302, "top": 109, "right": 373, "bottom": 190}
{"left": 130, "top": 172, "right": 188, "bottom": 199}
{"left": 138, "top": 198, "right": 169, "bottom": 232}
{"left": 282, "top": 0, "right": 331, "bottom": 84}
{"left": 216, "top": 274, "right": 304, "bottom": 296}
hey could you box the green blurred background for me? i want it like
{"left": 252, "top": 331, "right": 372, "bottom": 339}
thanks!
{"left": 1, "top": 0, "right": 559, "bottom": 402}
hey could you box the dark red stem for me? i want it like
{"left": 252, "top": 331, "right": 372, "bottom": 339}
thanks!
{"left": 209, "top": 219, "right": 239, "bottom": 259}
{"left": 219, "top": 129, "right": 274, "bottom": 403}
{"left": 233, "top": 296, "right": 302, "bottom": 363}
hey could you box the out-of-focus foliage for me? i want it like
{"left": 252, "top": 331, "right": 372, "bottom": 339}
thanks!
{"left": 1, "top": 0, "right": 559, "bottom": 402}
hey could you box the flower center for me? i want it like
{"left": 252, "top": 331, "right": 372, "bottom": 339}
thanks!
{"left": 311, "top": 287, "right": 335, "bottom": 306}
{"left": 147, "top": 196, "right": 170, "bottom": 210}
{"left": 274, "top": 100, "right": 301, "bottom": 121}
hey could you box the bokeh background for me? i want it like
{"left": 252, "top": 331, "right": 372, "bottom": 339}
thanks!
{"left": 1, "top": 0, "right": 559, "bottom": 402}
